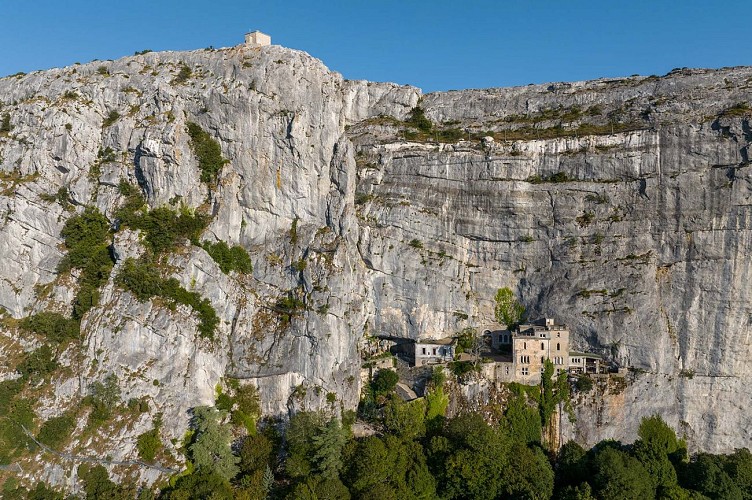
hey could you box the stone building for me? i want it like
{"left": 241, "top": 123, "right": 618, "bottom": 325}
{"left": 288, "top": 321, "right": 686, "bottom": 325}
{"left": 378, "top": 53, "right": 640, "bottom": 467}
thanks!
{"left": 491, "top": 318, "right": 571, "bottom": 385}
{"left": 569, "top": 351, "right": 602, "bottom": 374}
{"left": 413, "top": 338, "right": 455, "bottom": 366}
{"left": 245, "top": 30, "right": 271, "bottom": 47}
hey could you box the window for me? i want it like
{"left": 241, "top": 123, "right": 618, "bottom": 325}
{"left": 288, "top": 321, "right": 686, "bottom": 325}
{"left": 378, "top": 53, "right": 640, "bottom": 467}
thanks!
{"left": 432, "top": 348, "right": 437, "bottom": 356}
{"left": 521, "top": 367, "right": 529, "bottom": 376}
{"left": 541, "top": 356, "right": 545, "bottom": 364}
{"left": 520, "top": 355, "right": 530, "bottom": 364}
{"left": 557, "top": 332, "right": 561, "bottom": 338}
{"left": 523, "top": 342, "right": 527, "bottom": 349}
{"left": 541, "top": 342, "right": 545, "bottom": 351}
{"left": 505, "top": 366, "right": 510, "bottom": 374}
{"left": 421, "top": 347, "right": 426, "bottom": 355}
{"left": 556, "top": 343, "right": 560, "bottom": 351}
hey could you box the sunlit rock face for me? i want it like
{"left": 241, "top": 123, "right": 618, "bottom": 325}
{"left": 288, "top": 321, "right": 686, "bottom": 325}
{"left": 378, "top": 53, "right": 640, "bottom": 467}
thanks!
{"left": 0, "top": 44, "right": 750, "bottom": 489}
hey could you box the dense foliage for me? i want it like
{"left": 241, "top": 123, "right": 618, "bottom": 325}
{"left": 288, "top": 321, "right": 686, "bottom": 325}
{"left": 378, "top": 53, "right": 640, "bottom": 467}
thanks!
{"left": 494, "top": 287, "right": 526, "bottom": 328}
{"left": 186, "top": 121, "right": 227, "bottom": 184}
{"left": 200, "top": 240, "right": 253, "bottom": 274}
{"left": 116, "top": 257, "right": 219, "bottom": 339}
{"left": 19, "top": 312, "right": 79, "bottom": 343}
{"left": 58, "top": 206, "right": 115, "bottom": 319}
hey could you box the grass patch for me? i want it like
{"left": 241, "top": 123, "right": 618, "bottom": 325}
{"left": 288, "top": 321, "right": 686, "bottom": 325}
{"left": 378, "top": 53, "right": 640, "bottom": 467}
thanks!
{"left": 720, "top": 102, "right": 751, "bottom": 117}
{"left": 527, "top": 171, "right": 571, "bottom": 184}
{"left": 102, "top": 110, "right": 120, "bottom": 127}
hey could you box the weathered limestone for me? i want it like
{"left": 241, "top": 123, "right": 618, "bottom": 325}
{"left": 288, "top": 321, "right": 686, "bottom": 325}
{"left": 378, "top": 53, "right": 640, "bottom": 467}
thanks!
{"left": 0, "top": 46, "right": 750, "bottom": 489}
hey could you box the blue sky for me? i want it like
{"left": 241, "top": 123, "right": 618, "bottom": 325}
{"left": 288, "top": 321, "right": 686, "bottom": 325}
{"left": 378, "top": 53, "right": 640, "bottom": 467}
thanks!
{"left": 2, "top": 1, "right": 749, "bottom": 92}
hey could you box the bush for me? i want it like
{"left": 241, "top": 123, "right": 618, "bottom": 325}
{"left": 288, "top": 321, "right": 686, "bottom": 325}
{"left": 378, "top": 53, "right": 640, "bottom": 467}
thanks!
{"left": 37, "top": 413, "right": 76, "bottom": 448}
{"left": 0, "top": 396, "right": 34, "bottom": 465}
{"left": 19, "top": 312, "right": 79, "bottom": 343}
{"left": 135, "top": 207, "right": 209, "bottom": 254}
{"left": 201, "top": 240, "right": 252, "bottom": 274}
{"left": 137, "top": 427, "right": 162, "bottom": 461}
{"left": 449, "top": 360, "right": 478, "bottom": 378}
{"left": 0, "top": 113, "right": 11, "bottom": 133}
{"left": 116, "top": 257, "right": 219, "bottom": 339}
{"left": 371, "top": 369, "right": 399, "bottom": 395}
{"left": 186, "top": 122, "right": 227, "bottom": 184}
{"left": 102, "top": 110, "right": 120, "bottom": 127}
{"left": 85, "top": 374, "right": 120, "bottom": 427}
{"left": 409, "top": 239, "right": 423, "bottom": 249}
{"left": 172, "top": 64, "right": 192, "bottom": 85}
{"left": 406, "top": 107, "right": 433, "bottom": 132}
{"left": 59, "top": 207, "right": 115, "bottom": 319}
{"left": 575, "top": 375, "right": 594, "bottom": 392}
{"left": 16, "top": 345, "right": 58, "bottom": 384}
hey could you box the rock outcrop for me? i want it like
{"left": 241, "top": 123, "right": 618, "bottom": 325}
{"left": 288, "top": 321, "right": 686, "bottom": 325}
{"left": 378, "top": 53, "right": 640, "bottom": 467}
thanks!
{"left": 1, "top": 43, "right": 750, "bottom": 486}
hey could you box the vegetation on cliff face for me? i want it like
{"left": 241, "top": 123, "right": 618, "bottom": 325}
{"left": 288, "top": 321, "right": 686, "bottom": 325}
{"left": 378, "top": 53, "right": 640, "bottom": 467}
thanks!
{"left": 186, "top": 121, "right": 227, "bottom": 184}
{"left": 7, "top": 373, "right": 750, "bottom": 500}
{"left": 116, "top": 257, "right": 219, "bottom": 339}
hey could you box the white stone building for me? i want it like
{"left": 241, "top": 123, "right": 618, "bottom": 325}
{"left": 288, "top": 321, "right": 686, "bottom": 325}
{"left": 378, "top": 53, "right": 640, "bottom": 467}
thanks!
{"left": 413, "top": 338, "right": 455, "bottom": 366}
{"left": 245, "top": 31, "right": 271, "bottom": 47}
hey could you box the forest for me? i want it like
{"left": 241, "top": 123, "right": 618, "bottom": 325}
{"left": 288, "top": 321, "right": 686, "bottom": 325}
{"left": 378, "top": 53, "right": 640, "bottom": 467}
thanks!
{"left": 3, "top": 366, "right": 751, "bottom": 499}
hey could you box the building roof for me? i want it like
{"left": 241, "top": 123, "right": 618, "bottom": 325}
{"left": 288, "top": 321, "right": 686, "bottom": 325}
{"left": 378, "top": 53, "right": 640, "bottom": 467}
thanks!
{"left": 569, "top": 351, "right": 603, "bottom": 359}
{"left": 395, "top": 383, "right": 419, "bottom": 401}
{"left": 417, "top": 337, "right": 455, "bottom": 346}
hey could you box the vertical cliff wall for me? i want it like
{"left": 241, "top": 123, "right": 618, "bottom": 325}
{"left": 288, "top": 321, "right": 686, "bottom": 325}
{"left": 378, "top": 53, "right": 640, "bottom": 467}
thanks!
{"left": 0, "top": 46, "right": 750, "bottom": 487}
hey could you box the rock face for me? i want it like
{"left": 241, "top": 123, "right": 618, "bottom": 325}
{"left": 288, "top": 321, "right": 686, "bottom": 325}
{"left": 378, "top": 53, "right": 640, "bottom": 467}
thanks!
{"left": 0, "top": 44, "right": 750, "bottom": 485}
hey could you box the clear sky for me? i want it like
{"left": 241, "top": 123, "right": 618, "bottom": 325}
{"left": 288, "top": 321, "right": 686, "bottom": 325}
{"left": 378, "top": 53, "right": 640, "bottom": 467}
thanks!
{"left": 2, "top": 1, "right": 749, "bottom": 92}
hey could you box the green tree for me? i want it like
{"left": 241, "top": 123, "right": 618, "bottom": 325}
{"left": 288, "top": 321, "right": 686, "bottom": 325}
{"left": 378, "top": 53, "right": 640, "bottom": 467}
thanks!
{"left": 638, "top": 415, "right": 687, "bottom": 461}
{"left": 346, "top": 435, "right": 392, "bottom": 494}
{"left": 591, "top": 446, "right": 655, "bottom": 500}
{"left": 345, "top": 435, "right": 435, "bottom": 500}
{"left": 239, "top": 432, "right": 275, "bottom": 475}
{"left": 556, "top": 441, "right": 588, "bottom": 490}
{"left": 503, "top": 392, "right": 542, "bottom": 445}
{"left": 558, "top": 482, "right": 595, "bottom": 500}
{"left": 189, "top": 406, "right": 239, "bottom": 481}
{"left": 77, "top": 464, "right": 133, "bottom": 500}
{"left": 162, "top": 470, "right": 234, "bottom": 500}
{"left": 285, "top": 411, "right": 326, "bottom": 479}
{"left": 136, "top": 425, "right": 162, "bottom": 462}
{"left": 37, "top": 412, "right": 76, "bottom": 449}
{"left": 493, "top": 287, "right": 525, "bottom": 327}
{"left": 383, "top": 397, "right": 427, "bottom": 441}
{"left": 311, "top": 418, "right": 348, "bottom": 477}
{"left": 725, "top": 448, "right": 752, "bottom": 499}
{"left": 372, "top": 369, "right": 399, "bottom": 395}
{"left": 443, "top": 414, "right": 509, "bottom": 499}
{"left": 683, "top": 453, "right": 744, "bottom": 500}
{"left": 499, "top": 442, "right": 555, "bottom": 499}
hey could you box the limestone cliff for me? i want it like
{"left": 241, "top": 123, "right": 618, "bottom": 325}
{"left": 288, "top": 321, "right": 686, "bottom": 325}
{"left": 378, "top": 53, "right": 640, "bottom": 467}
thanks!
{"left": 0, "top": 44, "right": 750, "bottom": 486}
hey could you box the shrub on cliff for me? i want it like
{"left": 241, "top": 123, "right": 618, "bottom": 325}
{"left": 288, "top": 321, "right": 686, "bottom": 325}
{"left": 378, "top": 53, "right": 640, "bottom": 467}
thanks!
{"left": 201, "top": 240, "right": 252, "bottom": 274}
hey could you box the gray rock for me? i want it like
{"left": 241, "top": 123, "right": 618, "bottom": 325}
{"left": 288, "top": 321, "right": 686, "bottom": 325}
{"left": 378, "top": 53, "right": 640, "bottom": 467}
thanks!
{"left": 0, "top": 45, "right": 750, "bottom": 488}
